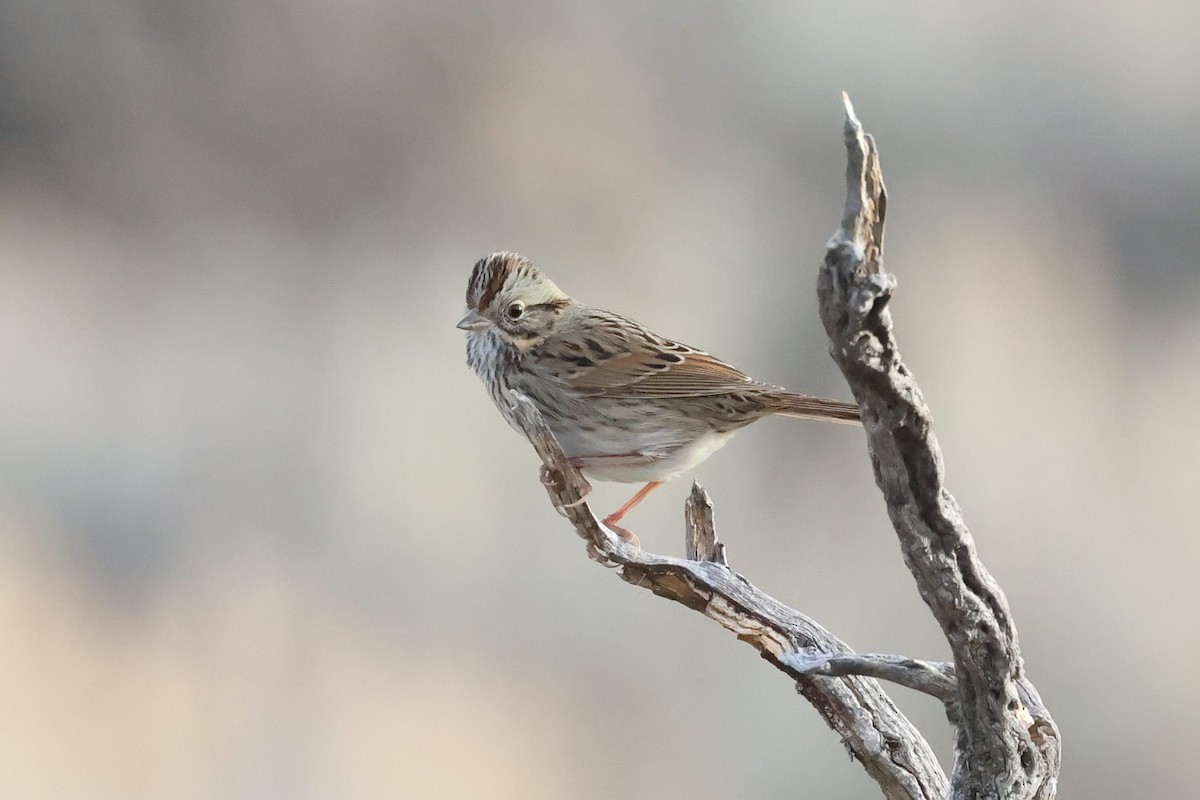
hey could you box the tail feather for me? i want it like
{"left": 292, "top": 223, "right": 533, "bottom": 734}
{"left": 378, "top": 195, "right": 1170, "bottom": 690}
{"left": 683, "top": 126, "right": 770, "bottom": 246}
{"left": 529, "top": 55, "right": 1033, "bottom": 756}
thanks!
{"left": 766, "top": 392, "right": 860, "bottom": 425}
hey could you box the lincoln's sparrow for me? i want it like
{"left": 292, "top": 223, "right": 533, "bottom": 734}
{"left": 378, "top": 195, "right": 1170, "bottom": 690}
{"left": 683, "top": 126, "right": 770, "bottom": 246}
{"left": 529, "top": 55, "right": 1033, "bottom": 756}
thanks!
{"left": 459, "top": 252, "right": 859, "bottom": 542}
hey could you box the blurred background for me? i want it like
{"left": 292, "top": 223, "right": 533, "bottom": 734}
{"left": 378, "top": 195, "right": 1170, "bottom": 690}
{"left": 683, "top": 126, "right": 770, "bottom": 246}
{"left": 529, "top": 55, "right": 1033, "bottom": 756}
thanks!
{"left": 1, "top": 1, "right": 1197, "bottom": 797}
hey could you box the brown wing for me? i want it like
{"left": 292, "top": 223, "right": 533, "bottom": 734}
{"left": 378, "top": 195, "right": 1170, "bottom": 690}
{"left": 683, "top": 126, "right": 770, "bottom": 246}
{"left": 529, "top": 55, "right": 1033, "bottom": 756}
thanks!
{"left": 538, "top": 310, "right": 779, "bottom": 399}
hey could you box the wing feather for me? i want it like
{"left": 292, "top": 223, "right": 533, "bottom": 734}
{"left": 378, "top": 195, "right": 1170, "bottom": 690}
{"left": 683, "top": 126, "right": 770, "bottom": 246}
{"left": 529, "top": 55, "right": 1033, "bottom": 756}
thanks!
{"left": 537, "top": 311, "right": 779, "bottom": 398}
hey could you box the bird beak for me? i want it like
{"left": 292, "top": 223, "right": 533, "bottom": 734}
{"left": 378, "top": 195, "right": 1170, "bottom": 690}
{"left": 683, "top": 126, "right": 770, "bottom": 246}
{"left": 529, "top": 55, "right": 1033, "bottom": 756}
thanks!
{"left": 456, "top": 309, "right": 490, "bottom": 331}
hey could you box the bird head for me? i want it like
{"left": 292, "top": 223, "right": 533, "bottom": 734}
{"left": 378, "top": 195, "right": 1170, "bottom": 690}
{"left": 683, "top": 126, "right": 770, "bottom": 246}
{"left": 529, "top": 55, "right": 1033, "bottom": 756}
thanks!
{"left": 458, "top": 252, "right": 572, "bottom": 350}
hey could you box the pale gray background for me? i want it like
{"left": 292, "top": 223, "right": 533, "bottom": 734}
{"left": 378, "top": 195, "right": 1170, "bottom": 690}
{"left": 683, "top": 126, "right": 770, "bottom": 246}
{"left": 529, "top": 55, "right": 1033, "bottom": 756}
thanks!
{"left": 1, "top": 1, "right": 1197, "bottom": 798}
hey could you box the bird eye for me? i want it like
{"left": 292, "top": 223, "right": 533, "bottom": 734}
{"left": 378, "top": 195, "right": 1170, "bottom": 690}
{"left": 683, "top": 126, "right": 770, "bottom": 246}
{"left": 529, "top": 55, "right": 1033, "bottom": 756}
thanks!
{"left": 506, "top": 302, "right": 525, "bottom": 319}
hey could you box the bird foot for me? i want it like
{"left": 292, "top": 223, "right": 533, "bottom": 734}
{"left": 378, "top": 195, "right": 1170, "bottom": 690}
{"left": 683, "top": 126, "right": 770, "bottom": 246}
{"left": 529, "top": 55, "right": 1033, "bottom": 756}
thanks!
{"left": 585, "top": 542, "right": 620, "bottom": 567}
{"left": 601, "top": 518, "right": 641, "bottom": 550}
{"left": 539, "top": 465, "right": 592, "bottom": 516}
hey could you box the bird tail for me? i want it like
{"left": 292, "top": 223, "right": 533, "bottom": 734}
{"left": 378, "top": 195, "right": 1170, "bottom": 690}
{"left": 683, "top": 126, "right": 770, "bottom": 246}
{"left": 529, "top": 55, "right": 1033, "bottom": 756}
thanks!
{"left": 765, "top": 392, "right": 861, "bottom": 425}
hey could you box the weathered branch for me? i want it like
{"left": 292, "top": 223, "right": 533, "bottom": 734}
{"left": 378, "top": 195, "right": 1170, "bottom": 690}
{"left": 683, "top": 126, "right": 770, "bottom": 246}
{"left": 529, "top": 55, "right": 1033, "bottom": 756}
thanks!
{"left": 513, "top": 393, "right": 947, "bottom": 800}
{"left": 784, "top": 651, "right": 956, "bottom": 703}
{"left": 783, "top": 645, "right": 1060, "bottom": 790}
{"left": 818, "top": 94, "right": 1060, "bottom": 799}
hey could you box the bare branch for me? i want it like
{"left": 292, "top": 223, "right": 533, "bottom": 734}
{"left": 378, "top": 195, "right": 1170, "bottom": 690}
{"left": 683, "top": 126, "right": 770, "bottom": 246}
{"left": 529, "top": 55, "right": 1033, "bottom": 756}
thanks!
{"left": 784, "top": 651, "right": 956, "bottom": 703}
{"left": 818, "top": 95, "right": 1061, "bottom": 798}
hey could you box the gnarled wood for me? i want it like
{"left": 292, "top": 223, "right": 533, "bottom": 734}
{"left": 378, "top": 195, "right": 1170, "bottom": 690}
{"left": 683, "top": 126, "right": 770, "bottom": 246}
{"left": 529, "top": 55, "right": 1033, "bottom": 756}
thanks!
{"left": 818, "top": 94, "right": 1060, "bottom": 799}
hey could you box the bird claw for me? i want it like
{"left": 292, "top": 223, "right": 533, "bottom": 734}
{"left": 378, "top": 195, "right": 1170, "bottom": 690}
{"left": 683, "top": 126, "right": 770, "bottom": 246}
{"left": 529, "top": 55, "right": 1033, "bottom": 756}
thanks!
{"left": 585, "top": 521, "right": 638, "bottom": 568}
{"left": 539, "top": 465, "right": 592, "bottom": 517}
{"left": 586, "top": 542, "right": 620, "bottom": 567}
{"left": 601, "top": 519, "right": 641, "bottom": 549}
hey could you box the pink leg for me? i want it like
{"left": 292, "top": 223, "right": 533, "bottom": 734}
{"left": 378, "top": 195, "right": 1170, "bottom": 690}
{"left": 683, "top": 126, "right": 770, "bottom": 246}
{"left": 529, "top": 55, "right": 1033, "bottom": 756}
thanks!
{"left": 599, "top": 481, "right": 664, "bottom": 548}
{"left": 604, "top": 481, "right": 664, "bottom": 526}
